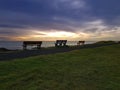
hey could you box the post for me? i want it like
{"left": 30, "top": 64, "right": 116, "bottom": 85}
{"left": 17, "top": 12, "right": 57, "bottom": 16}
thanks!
{"left": 37, "top": 44, "right": 41, "bottom": 49}
{"left": 23, "top": 44, "right": 27, "bottom": 50}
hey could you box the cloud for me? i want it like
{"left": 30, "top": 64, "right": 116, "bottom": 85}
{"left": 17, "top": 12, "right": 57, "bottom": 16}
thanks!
{"left": 53, "top": 0, "right": 86, "bottom": 10}
{"left": 86, "top": 0, "right": 120, "bottom": 25}
{"left": 0, "top": 0, "right": 120, "bottom": 41}
{"left": 0, "top": 0, "right": 90, "bottom": 33}
{"left": 73, "top": 19, "right": 120, "bottom": 41}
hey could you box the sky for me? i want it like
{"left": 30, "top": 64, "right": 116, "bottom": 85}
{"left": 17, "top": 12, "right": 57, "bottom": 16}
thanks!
{"left": 0, "top": 0, "right": 120, "bottom": 41}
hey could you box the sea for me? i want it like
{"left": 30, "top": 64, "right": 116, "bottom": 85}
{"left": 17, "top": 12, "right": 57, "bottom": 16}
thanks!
{"left": 0, "top": 41, "right": 95, "bottom": 50}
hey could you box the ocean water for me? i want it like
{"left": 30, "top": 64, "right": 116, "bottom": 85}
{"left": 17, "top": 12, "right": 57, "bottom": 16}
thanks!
{"left": 0, "top": 41, "right": 95, "bottom": 50}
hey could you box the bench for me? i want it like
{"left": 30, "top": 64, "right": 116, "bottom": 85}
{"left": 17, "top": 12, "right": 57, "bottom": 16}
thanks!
{"left": 55, "top": 40, "right": 67, "bottom": 47}
{"left": 23, "top": 41, "right": 42, "bottom": 50}
{"left": 77, "top": 41, "right": 85, "bottom": 45}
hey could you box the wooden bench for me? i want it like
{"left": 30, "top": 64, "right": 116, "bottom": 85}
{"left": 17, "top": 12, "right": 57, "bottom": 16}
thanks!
{"left": 23, "top": 41, "right": 42, "bottom": 50}
{"left": 77, "top": 41, "right": 85, "bottom": 45}
{"left": 55, "top": 40, "right": 67, "bottom": 47}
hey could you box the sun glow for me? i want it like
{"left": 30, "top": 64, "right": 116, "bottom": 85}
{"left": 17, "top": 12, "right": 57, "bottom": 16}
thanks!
{"left": 10, "top": 30, "right": 91, "bottom": 41}
{"left": 31, "top": 30, "right": 80, "bottom": 38}
{"left": 10, "top": 28, "right": 119, "bottom": 41}
{"left": 46, "top": 31, "right": 78, "bottom": 37}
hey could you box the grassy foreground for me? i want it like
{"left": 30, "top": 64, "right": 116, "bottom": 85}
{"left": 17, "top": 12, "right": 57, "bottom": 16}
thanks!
{"left": 0, "top": 45, "right": 120, "bottom": 90}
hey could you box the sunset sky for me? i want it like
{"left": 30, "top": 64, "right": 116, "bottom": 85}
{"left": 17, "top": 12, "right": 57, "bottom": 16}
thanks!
{"left": 0, "top": 0, "right": 120, "bottom": 41}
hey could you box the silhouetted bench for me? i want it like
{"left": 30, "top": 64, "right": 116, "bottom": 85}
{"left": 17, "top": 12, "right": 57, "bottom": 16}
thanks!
{"left": 23, "top": 41, "right": 42, "bottom": 50}
{"left": 77, "top": 41, "right": 85, "bottom": 45}
{"left": 55, "top": 40, "right": 67, "bottom": 47}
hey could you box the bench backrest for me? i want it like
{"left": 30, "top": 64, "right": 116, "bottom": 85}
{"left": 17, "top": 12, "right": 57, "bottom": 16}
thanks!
{"left": 55, "top": 40, "right": 67, "bottom": 46}
{"left": 23, "top": 41, "right": 42, "bottom": 45}
{"left": 77, "top": 41, "right": 85, "bottom": 45}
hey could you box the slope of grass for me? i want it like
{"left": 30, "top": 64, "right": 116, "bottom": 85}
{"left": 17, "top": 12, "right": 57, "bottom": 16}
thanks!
{"left": 0, "top": 44, "right": 120, "bottom": 90}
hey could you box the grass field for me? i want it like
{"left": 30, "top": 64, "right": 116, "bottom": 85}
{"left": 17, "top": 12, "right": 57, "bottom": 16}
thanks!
{"left": 0, "top": 44, "right": 120, "bottom": 90}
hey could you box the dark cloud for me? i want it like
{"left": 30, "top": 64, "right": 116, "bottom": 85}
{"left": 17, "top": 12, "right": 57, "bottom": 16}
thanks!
{"left": 0, "top": 0, "right": 90, "bottom": 30}
{"left": 0, "top": 28, "right": 28, "bottom": 36}
{"left": 0, "top": 24, "right": 26, "bottom": 29}
{"left": 87, "top": 0, "right": 120, "bottom": 25}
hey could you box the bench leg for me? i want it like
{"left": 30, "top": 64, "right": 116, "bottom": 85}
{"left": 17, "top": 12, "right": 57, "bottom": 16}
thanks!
{"left": 37, "top": 45, "right": 41, "bottom": 49}
{"left": 23, "top": 45, "right": 27, "bottom": 50}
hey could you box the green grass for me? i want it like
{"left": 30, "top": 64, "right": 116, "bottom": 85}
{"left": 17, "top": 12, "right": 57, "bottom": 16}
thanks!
{"left": 0, "top": 44, "right": 120, "bottom": 90}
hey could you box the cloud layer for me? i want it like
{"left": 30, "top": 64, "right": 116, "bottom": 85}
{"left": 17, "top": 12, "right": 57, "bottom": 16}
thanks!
{"left": 0, "top": 0, "right": 120, "bottom": 41}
